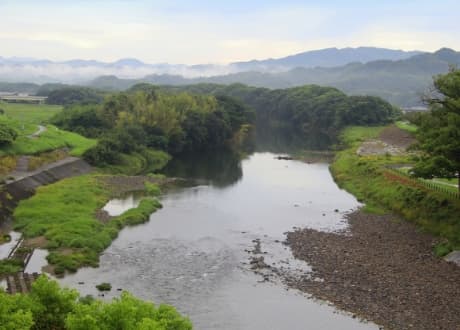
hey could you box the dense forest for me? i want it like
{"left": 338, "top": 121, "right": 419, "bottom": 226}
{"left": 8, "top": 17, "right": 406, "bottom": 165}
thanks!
{"left": 159, "top": 83, "right": 400, "bottom": 148}
{"left": 52, "top": 87, "right": 255, "bottom": 170}
{"left": 51, "top": 83, "right": 399, "bottom": 165}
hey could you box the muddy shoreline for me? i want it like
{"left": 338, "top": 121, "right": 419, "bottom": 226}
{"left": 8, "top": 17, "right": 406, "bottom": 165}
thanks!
{"left": 286, "top": 210, "right": 460, "bottom": 330}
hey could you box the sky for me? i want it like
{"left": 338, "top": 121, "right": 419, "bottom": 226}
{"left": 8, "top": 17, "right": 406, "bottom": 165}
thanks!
{"left": 0, "top": 0, "right": 459, "bottom": 64}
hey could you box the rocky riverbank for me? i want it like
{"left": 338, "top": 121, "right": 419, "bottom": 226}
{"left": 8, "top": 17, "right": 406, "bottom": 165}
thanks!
{"left": 286, "top": 210, "right": 460, "bottom": 330}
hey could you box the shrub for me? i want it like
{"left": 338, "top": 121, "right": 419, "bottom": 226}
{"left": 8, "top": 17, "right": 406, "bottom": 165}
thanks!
{"left": 0, "top": 122, "right": 18, "bottom": 146}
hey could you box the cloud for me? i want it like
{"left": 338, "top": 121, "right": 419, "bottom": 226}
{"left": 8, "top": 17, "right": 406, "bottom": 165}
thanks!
{"left": 0, "top": 1, "right": 458, "bottom": 64}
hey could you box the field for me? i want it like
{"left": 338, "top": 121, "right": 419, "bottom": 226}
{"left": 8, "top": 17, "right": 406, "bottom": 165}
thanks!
{"left": 0, "top": 102, "right": 96, "bottom": 157}
{"left": 0, "top": 102, "right": 62, "bottom": 124}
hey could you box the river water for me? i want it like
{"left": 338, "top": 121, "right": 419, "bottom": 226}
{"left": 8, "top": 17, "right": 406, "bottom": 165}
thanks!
{"left": 59, "top": 151, "right": 377, "bottom": 330}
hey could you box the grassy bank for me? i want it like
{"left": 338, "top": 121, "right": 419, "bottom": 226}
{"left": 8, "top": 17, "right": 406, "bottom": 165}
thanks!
{"left": 331, "top": 126, "right": 460, "bottom": 255}
{"left": 99, "top": 149, "right": 171, "bottom": 175}
{"left": 12, "top": 174, "right": 162, "bottom": 275}
{"left": 0, "top": 124, "right": 96, "bottom": 157}
{"left": 0, "top": 103, "right": 96, "bottom": 157}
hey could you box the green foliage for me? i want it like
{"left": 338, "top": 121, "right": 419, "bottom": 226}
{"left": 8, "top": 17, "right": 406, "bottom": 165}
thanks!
{"left": 52, "top": 89, "right": 253, "bottom": 171}
{"left": 65, "top": 291, "right": 192, "bottom": 330}
{"left": 145, "top": 182, "right": 161, "bottom": 196}
{"left": 0, "top": 291, "right": 34, "bottom": 330}
{"left": 0, "top": 259, "right": 24, "bottom": 276}
{"left": 46, "top": 87, "right": 104, "bottom": 106}
{"left": 395, "top": 120, "right": 418, "bottom": 133}
{"left": 95, "top": 283, "right": 112, "bottom": 291}
{"left": 13, "top": 175, "right": 162, "bottom": 273}
{"left": 0, "top": 122, "right": 18, "bottom": 145}
{"left": 331, "top": 126, "right": 460, "bottom": 254}
{"left": 412, "top": 69, "right": 460, "bottom": 191}
{"left": 0, "top": 276, "right": 192, "bottom": 330}
{"left": 28, "top": 276, "right": 79, "bottom": 329}
{"left": 162, "top": 83, "right": 399, "bottom": 149}
{"left": 0, "top": 103, "right": 96, "bottom": 156}
{"left": 0, "top": 125, "right": 96, "bottom": 157}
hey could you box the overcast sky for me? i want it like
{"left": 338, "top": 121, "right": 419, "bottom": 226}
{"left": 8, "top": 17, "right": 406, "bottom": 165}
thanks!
{"left": 0, "top": 0, "right": 458, "bottom": 64}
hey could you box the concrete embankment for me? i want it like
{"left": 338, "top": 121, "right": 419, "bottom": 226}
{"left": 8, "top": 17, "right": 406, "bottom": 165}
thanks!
{"left": 0, "top": 157, "right": 92, "bottom": 221}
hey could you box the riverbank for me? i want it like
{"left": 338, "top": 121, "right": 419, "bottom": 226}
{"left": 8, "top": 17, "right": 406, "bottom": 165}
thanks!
{"left": 282, "top": 124, "right": 460, "bottom": 329}
{"left": 7, "top": 174, "right": 166, "bottom": 276}
{"left": 286, "top": 210, "right": 460, "bottom": 330}
{"left": 330, "top": 125, "right": 460, "bottom": 254}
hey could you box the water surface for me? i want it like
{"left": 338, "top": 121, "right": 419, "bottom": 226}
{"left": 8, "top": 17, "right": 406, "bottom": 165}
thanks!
{"left": 59, "top": 152, "right": 375, "bottom": 330}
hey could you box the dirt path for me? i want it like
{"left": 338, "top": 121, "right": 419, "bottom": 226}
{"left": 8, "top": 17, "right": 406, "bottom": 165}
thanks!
{"left": 286, "top": 211, "right": 460, "bottom": 330}
{"left": 357, "top": 125, "right": 415, "bottom": 156}
{"left": 28, "top": 125, "right": 47, "bottom": 138}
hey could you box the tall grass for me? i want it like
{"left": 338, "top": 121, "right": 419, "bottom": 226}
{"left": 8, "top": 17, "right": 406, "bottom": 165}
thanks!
{"left": 331, "top": 126, "right": 460, "bottom": 255}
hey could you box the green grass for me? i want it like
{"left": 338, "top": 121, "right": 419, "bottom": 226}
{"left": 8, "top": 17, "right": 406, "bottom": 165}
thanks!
{"left": 338, "top": 126, "right": 385, "bottom": 146}
{"left": 0, "top": 103, "right": 95, "bottom": 157}
{"left": 100, "top": 149, "right": 171, "bottom": 175}
{"left": 395, "top": 120, "right": 418, "bottom": 133}
{"left": 0, "top": 102, "right": 62, "bottom": 124}
{"left": 13, "top": 174, "right": 162, "bottom": 274}
{"left": 0, "top": 259, "right": 23, "bottom": 276}
{"left": 331, "top": 126, "right": 460, "bottom": 255}
{"left": 0, "top": 125, "right": 96, "bottom": 157}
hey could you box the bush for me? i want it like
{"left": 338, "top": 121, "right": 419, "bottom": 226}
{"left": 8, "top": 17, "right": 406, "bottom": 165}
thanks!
{"left": 0, "top": 122, "right": 18, "bottom": 146}
{"left": 0, "top": 276, "right": 193, "bottom": 330}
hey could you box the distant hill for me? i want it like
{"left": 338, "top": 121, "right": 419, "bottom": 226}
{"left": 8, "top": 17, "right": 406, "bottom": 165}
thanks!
{"left": 0, "top": 46, "right": 423, "bottom": 83}
{"left": 230, "top": 47, "right": 423, "bottom": 71}
{"left": 1, "top": 47, "right": 459, "bottom": 106}
{"left": 88, "top": 48, "right": 459, "bottom": 107}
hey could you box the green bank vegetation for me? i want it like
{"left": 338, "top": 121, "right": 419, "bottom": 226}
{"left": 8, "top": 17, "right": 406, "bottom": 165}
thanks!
{"left": 0, "top": 124, "right": 97, "bottom": 157}
{"left": 52, "top": 88, "right": 256, "bottom": 172}
{"left": 395, "top": 120, "right": 418, "bottom": 133}
{"left": 331, "top": 126, "right": 460, "bottom": 255}
{"left": 0, "top": 102, "right": 62, "bottom": 124}
{"left": 161, "top": 83, "right": 401, "bottom": 149}
{"left": 13, "top": 175, "right": 162, "bottom": 275}
{"left": 0, "top": 103, "right": 96, "bottom": 157}
{"left": 0, "top": 275, "right": 192, "bottom": 330}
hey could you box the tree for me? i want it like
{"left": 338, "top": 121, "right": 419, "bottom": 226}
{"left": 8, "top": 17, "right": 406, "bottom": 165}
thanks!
{"left": 412, "top": 68, "right": 460, "bottom": 193}
{"left": 65, "top": 292, "right": 192, "bottom": 330}
{"left": 0, "top": 276, "right": 192, "bottom": 330}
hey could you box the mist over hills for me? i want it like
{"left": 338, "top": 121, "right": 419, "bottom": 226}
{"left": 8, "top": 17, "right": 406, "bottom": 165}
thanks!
{"left": 1, "top": 47, "right": 459, "bottom": 107}
{"left": 86, "top": 48, "right": 460, "bottom": 107}
{"left": 0, "top": 47, "right": 421, "bottom": 83}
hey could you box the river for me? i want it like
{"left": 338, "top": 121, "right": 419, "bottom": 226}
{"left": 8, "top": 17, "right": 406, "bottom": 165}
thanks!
{"left": 59, "top": 151, "right": 377, "bottom": 330}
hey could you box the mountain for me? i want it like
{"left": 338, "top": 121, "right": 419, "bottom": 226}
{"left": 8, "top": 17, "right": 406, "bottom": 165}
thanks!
{"left": 87, "top": 48, "right": 460, "bottom": 107}
{"left": 1, "top": 47, "right": 458, "bottom": 107}
{"left": 0, "top": 47, "right": 423, "bottom": 83}
{"left": 230, "top": 47, "right": 423, "bottom": 71}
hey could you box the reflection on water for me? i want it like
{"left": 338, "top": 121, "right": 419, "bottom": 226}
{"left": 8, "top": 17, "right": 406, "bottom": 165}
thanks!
{"left": 256, "top": 124, "right": 335, "bottom": 153}
{"left": 59, "top": 153, "right": 374, "bottom": 330}
{"left": 25, "top": 248, "right": 48, "bottom": 273}
{"left": 102, "top": 193, "right": 144, "bottom": 216}
{"left": 0, "top": 231, "right": 21, "bottom": 259}
{"left": 162, "top": 148, "right": 243, "bottom": 188}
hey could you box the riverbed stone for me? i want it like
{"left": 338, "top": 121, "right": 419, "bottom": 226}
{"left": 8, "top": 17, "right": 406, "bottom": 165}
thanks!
{"left": 444, "top": 250, "right": 460, "bottom": 266}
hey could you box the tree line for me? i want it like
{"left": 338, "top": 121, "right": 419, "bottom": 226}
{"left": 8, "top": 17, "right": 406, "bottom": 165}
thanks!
{"left": 51, "top": 86, "right": 254, "bottom": 168}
